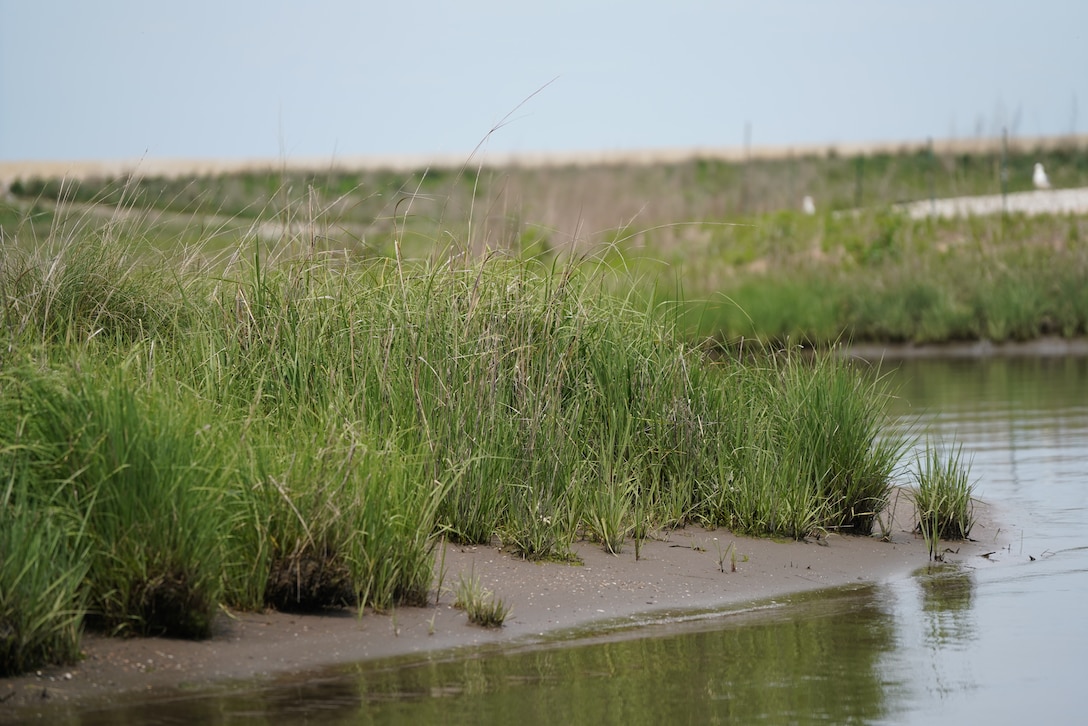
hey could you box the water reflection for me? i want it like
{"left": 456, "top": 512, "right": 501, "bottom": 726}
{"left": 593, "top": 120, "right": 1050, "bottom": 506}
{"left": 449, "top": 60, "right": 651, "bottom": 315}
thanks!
{"left": 914, "top": 563, "right": 977, "bottom": 649}
{"left": 38, "top": 587, "right": 901, "bottom": 725}
{"left": 880, "top": 356, "right": 1088, "bottom": 723}
{"left": 321, "top": 586, "right": 900, "bottom": 725}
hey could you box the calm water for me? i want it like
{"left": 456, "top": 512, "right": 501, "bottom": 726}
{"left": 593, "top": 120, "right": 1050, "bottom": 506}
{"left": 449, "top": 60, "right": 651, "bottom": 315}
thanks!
{"left": 32, "top": 357, "right": 1088, "bottom": 725}
{"left": 876, "top": 356, "right": 1088, "bottom": 724}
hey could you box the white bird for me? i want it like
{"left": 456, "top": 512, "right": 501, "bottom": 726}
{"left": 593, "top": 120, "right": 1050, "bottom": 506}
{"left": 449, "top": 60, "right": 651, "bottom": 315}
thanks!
{"left": 1033, "top": 163, "right": 1051, "bottom": 190}
{"left": 802, "top": 195, "right": 816, "bottom": 215}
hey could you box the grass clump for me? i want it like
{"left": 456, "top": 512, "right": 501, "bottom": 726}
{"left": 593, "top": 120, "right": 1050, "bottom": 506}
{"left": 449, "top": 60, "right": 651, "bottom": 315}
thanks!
{"left": 256, "top": 429, "right": 447, "bottom": 613}
{"left": 16, "top": 365, "right": 232, "bottom": 638}
{"left": 700, "top": 349, "right": 903, "bottom": 539}
{"left": 0, "top": 498, "right": 88, "bottom": 676}
{"left": 0, "top": 371, "right": 88, "bottom": 676}
{"left": 453, "top": 569, "right": 510, "bottom": 628}
{"left": 910, "top": 443, "right": 975, "bottom": 560}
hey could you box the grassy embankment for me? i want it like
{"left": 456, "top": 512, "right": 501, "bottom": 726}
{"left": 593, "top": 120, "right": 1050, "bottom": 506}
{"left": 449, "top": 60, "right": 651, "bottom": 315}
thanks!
{"left": 655, "top": 209, "right": 1088, "bottom": 346}
{"left": 0, "top": 207, "right": 917, "bottom": 676}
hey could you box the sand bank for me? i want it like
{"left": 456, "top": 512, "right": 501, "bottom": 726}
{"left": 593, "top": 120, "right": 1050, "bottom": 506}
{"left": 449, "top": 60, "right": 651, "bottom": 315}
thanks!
{"left": 0, "top": 500, "right": 1008, "bottom": 720}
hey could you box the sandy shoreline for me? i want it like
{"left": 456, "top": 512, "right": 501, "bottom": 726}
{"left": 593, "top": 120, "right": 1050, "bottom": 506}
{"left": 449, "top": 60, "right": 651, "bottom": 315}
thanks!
{"left": 0, "top": 500, "right": 1008, "bottom": 720}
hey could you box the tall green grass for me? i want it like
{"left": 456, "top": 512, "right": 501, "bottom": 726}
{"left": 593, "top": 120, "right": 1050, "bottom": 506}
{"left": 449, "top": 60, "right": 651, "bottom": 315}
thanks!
{"left": 0, "top": 478, "right": 88, "bottom": 676}
{"left": 699, "top": 350, "right": 902, "bottom": 538}
{"left": 14, "top": 364, "right": 233, "bottom": 637}
{"left": 252, "top": 425, "right": 447, "bottom": 613}
{"left": 911, "top": 443, "right": 975, "bottom": 560}
{"left": 1, "top": 219, "right": 918, "bottom": 676}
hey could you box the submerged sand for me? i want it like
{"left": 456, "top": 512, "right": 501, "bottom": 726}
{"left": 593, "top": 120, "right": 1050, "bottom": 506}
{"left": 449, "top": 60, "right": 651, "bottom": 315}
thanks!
{"left": 0, "top": 499, "right": 1011, "bottom": 720}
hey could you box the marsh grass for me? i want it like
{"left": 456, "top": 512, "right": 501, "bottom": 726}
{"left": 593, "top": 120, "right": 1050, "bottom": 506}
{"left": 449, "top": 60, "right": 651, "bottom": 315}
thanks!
{"left": 7, "top": 145, "right": 1076, "bottom": 675}
{"left": 257, "top": 431, "right": 446, "bottom": 613}
{"left": 8, "top": 145, "right": 1087, "bottom": 351}
{"left": 20, "top": 366, "right": 231, "bottom": 638}
{"left": 585, "top": 472, "right": 636, "bottom": 556}
{"left": 0, "top": 204, "right": 911, "bottom": 674}
{"left": 0, "top": 370, "right": 88, "bottom": 675}
{"left": 0, "top": 492, "right": 88, "bottom": 676}
{"left": 776, "top": 354, "right": 904, "bottom": 534}
{"left": 910, "top": 443, "right": 975, "bottom": 560}
{"left": 453, "top": 568, "right": 510, "bottom": 628}
{"left": 702, "top": 349, "right": 903, "bottom": 539}
{"left": 716, "top": 540, "right": 739, "bottom": 573}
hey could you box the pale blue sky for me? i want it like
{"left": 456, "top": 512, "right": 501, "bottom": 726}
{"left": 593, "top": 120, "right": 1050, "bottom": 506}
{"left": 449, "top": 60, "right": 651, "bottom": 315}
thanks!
{"left": 2, "top": 0, "right": 1086, "bottom": 162}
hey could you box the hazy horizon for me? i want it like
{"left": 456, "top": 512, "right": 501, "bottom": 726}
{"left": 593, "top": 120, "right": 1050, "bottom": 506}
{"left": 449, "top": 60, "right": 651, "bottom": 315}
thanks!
{"left": 2, "top": 1, "right": 1086, "bottom": 164}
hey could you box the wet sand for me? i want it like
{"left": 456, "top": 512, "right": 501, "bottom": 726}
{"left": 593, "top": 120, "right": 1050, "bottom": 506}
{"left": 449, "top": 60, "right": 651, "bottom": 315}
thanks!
{"left": 0, "top": 499, "right": 1006, "bottom": 720}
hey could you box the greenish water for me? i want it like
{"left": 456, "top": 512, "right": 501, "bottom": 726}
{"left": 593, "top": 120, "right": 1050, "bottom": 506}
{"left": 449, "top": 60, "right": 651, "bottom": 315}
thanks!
{"left": 37, "top": 587, "right": 902, "bottom": 725}
{"left": 17, "top": 357, "right": 1088, "bottom": 725}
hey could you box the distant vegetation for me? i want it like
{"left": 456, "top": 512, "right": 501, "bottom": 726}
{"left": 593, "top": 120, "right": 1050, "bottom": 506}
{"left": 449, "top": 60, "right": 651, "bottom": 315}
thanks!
{"left": 658, "top": 210, "right": 1088, "bottom": 345}
{"left": 5, "top": 137, "right": 1087, "bottom": 346}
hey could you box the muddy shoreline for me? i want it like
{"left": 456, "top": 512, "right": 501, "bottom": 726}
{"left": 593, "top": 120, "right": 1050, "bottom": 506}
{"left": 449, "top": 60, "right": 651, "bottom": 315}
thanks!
{"left": 1, "top": 499, "right": 1008, "bottom": 721}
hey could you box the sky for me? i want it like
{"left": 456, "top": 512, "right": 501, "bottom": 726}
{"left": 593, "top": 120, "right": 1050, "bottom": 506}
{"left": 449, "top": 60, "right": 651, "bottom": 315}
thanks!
{"left": 2, "top": 0, "right": 1086, "bottom": 163}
